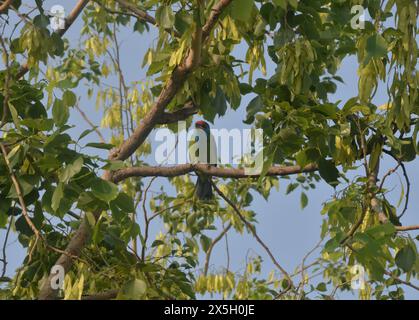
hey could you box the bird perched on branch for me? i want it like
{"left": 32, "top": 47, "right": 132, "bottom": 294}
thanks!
{"left": 189, "top": 120, "right": 217, "bottom": 200}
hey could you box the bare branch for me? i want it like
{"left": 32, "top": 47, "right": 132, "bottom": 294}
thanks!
{"left": 395, "top": 225, "right": 419, "bottom": 232}
{"left": 141, "top": 177, "right": 156, "bottom": 261}
{"left": 0, "top": 36, "right": 10, "bottom": 130}
{"left": 1, "top": 216, "right": 12, "bottom": 279}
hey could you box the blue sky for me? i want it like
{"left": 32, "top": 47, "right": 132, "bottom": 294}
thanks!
{"left": 1, "top": 1, "right": 418, "bottom": 299}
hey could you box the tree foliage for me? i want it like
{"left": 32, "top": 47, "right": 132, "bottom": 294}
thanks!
{"left": 0, "top": 0, "right": 418, "bottom": 300}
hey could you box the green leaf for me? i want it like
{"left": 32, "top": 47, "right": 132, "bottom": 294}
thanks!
{"left": 230, "top": 0, "right": 254, "bottom": 22}
{"left": 50, "top": 32, "right": 64, "bottom": 56}
{"left": 395, "top": 245, "right": 416, "bottom": 273}
{"left": 15, "top": 215, "right": 34, "bottom": 237}
{"left": 318, "top": 159, "right": 339, "bottom": 186}
{"left": 7, "top": 177, "right": 33, "bottom": 198}
{"left": 200, "top": 85, "right": 228, "bottom": 123}
{"left": 156, "top": 6, "right": 175, "bottom": 29}
{"left": 110, "top": 192, "right": 135, "bottom": 214}
{"left": 392, "top": 138, "right": 416, "bottom": 162}
{"left": 365, "top": 34, "right": 388, "bottom": 63}
{"left": 8, "top": 102, "right": 20, "bottom": 130}
{"left": 63, "top": 90, "right": 77, "bottom": 107}
{"left": 151, "top": 240, "right": 165, "bottom": 247}
{"left": 244, "top": 96, "right": 263, "bottom": 124}
{"left": 175, "top": 11, "right": 193, "bottom": 35}
{"left": 300, "top": 192, "right": 308, "bottom": 209}
{"left": 20, "top": 118, "right": 54, "bottom": 131}
{"left": 273, "top": 0, "right": 287, "bottom": 10}
{"left": 91, "top": 179, "right": 119, "bottom": 202}
{"left": 59, "top": 157, "right": 83, "bottom": 183}
{"left": 52, "top": 99, "right": 69, "bottom": 127}
{"left": 121, "top": 279, "right": 147, "bottom": 299}
{"left": 311, "top": 104, "right": 337, "bottom": 119}
{"left": 200, "top": 235, "right": 212, "bottom": 252}
{"left": 78, "top": 128, "right": 97, "bottom": 141}
{"left": 85, "top": 142, "right": 114, "bottom": 150}
{"left": 286, "top": 182, "right": 298, "bottom": 194}
{"left": 0, "top": 211, "right": 7, "bottom": 228}
{"left": 288, "top": 0, "right": 298, "bottom": 9}
{"left": 239, "top": 83, "right": 253, "bottom": 95}
{"left": 86, "top": 211, "right": 96, "bottom": 227}
{"left": 51, "top": 182, "right": 64, "bottom": 212}
{"left": 316, "top": 282, "right": 327, "bottom": 292}
{"left": 33, "top": 14, "right": 49, "bottom": 28}
{"left": 102, "top": 160, "right": 125, "bottom": 171}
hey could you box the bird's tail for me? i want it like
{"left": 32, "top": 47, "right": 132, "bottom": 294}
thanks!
{"left": 195, "top": 175, "right": 213, "bottom": 200}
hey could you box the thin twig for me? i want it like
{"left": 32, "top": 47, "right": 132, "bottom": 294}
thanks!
{"left": 141, "top": 177, "right": 156, "bottom": 261}
{"left": 1, "top": 216, "right": 12, "bottom": 278}
{"left": 340, "top": 203, "right": 368, "bottom": 245}
{"left": 384, "top": 270, "right": 419, "bottom": 291}
{"left": 74, "top": 101, "right": 105, "bottom": 143}
{"left": 211, "top": 181, "right": 294, "bottom": 297}
{"left": 298, "top": 239, "right": 323, "bottom": 298}
{"left": 203, "top": 222, "right": 232, "bottom": 275}
{"left": 382, "top": 149, "right": 410, "bottom": 218}
{"left": 0, "top": 35, "right": 10, "bottom": 129}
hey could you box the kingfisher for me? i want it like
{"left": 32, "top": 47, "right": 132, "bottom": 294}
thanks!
{"left": 189, "top": 120, "right": 217, "bottom": 200}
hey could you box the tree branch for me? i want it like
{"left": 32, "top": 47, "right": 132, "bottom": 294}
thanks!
{"left": 395, "top": 225, "right": 419, "bottom": 232}
{"left": 113, "top": 0, "right": 157, "bottom": 26}
{"left": 157, "top": 101, "right": 198, "bottom": 124}
{"left": 112, "top": 163, "right": 318, "bottom": 183}
{"left": 0, "top": 0, "right": 13, "bottom": 14}
{"left": 1, "top": 216, "right": 12, "bottom": 279}
{"left": 81, "top": 289, "right": 119, "bottom": 300}
{"left": 384, "top": 270, "right": 419, "bottom": 291}
{"left": 202, "top": 0, "right": 231, "bottom": 40}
